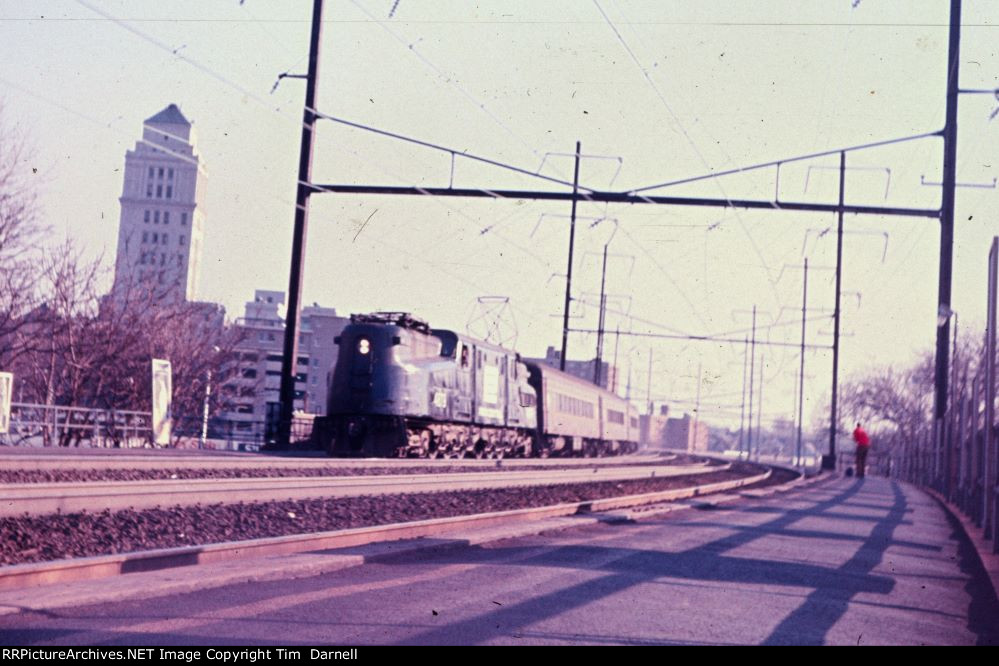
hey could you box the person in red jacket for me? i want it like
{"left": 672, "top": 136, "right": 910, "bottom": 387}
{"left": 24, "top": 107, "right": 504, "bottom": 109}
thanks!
{"left": 853, "top": 423, "right": 871, "bottom": 478}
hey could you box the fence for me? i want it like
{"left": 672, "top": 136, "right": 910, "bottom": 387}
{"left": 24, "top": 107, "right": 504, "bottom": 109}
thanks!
{"left": 1, "top": 402, "right": 316, "bottom": 452}
{"left": 2, "top": 402, "right": 152, "bottom": 449}
{"left": 872, "top": 236, "right": 999, "bottom": 555}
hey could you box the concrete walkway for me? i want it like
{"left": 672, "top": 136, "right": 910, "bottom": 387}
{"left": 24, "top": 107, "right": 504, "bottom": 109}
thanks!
{"left": 1, "top": 476, "right": 996, "bottom": 645}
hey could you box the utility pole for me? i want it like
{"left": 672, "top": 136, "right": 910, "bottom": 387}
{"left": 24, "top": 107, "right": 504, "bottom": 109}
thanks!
{"left": 797, "top": 258, "right": 808, "bottom": 468}
{"left": 594, "top": 243, "right": 609, "bottom": 386}
{"left": 946, "top": 311, "right": 958, "bottom": 498}
{"left": 560, "top": 141, "right": 582, "bottom": 372}
{"left": 277, "top": 0, "right": 324, "bottom": 449}
{"left": 646, "top": 348, "right": 653, "bottom": 412}
{"left": 740, "top": 336, "right": 748, "bottom": 459}
{"left": 747, "top": 306, "right": 757, "bottom": 461}
{"left": 934, "top": 0, "right": 962, "bottom": 482}
{"left": 613, "top": 325, "right": 621, "bottom": 394}
{"left": 827, "top": 151, "right": 846, "bottom": 469}
{"left": 757, "top": 352, "right": 765, "bottom": 462}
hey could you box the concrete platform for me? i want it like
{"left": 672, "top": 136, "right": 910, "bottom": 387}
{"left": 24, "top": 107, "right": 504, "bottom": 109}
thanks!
{"left": 1, "top": 475, "right": 994, "bottom": 644}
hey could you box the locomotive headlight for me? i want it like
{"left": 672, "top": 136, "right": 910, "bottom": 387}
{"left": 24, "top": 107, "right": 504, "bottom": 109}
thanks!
{"left": 357, "top": 338, "right": 371, "bottom": 355}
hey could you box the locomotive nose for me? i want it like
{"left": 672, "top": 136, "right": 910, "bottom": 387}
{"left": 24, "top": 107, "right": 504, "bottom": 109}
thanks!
{"left": 346, "top": 417, "right": 366, "bottom": 451}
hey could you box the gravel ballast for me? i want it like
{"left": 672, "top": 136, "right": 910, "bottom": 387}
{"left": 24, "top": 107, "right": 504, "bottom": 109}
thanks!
{"left": 0, "top": 463, "right": 795, "bottom": 566}
{"left": 0, "top": 455, "right": 713, "bottom": 484}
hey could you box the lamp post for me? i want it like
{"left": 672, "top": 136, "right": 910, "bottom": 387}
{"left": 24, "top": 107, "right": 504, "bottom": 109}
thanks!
{"left": 199, "top": 370, "right": 211, "bottom": 450}
{"left": 200, "top": 346, "right": 221, "bottom": 450}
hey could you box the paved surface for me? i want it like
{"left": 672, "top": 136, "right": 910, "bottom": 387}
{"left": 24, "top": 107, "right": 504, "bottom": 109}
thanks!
{"left": 1, "top": 476, "right": 996, "bottom": 645}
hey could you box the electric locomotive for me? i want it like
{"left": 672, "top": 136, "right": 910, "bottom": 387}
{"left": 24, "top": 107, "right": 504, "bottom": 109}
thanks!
{"left": 316, "top": 311, "right": 640, "bottom": 457}
{"left": 321, "top": 312, "right": 537, "bottom": 457}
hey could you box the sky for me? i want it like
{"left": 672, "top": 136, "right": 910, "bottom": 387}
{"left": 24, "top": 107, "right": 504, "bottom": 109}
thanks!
{"left": 2, "top": 0, "right": 998, "bottom": 437}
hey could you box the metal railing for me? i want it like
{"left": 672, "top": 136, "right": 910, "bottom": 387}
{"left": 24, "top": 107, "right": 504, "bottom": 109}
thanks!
{"left": 874, "top": 237, "right": 999, "bottom": 555}
{"left": 2, "top": 402, "right": 152, "bottom": 448}
{"left": 1, "top": 402, "right": 316, "bottom": 452}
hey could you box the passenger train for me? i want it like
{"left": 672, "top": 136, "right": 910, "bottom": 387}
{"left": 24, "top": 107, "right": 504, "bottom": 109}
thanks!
{"left": 315, "top": 312, "right": 640, "bottom": 458}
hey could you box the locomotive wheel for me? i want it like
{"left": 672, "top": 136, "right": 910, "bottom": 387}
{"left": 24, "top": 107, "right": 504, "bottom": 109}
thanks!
{"left": 421, "top": 431, "right": 437, "bottom": 458}
{"left": 473, "top": 439, "right": 487, "bottom": 459}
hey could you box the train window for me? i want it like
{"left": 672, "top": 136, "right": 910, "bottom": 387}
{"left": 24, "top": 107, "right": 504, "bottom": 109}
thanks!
{"left": 460, "top": 345, "right": 469, "bottom": 368}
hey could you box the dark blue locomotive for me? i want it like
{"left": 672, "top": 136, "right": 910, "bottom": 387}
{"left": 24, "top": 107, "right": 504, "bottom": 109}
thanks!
{"left": 318, "top": 312, "right": 639, "bottom": 458}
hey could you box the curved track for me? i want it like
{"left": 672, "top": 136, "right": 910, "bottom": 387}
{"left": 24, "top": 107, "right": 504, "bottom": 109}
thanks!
{"left": 0, "top": 450, "right": 676, "bottom": 471}
{"left": 0, "top": 461, "right": 722, "bottom": 516}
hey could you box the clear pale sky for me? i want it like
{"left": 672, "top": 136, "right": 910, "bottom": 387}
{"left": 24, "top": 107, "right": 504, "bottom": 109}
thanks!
{"left": 2, "top": 1, "right": 997, "bottom": 433}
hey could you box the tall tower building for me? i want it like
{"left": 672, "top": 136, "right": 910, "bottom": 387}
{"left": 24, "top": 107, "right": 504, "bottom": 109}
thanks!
{"left": 111, "top": 104, "right": 205, "bottom": 303}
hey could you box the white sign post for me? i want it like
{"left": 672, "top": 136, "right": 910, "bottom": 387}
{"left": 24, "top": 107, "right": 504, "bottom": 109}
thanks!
{"left": 0, "top": 372, "right": 12, "bottom": 435}
{"left": 151, "top": 359, "right": 173, "bottom": 446}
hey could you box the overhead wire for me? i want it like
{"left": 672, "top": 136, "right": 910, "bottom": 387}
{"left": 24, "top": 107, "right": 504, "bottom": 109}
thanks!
{"left": 73, "top": 0, "right": 566, "bottom": 274}
{"left": 20, "top": 10, "right": 565, "bottom": 331}
{"left": 345, "top": 0, "right": 576, "bottom": 184}
{"left": 595, "top": 0, "right": 783, "bottom": 316}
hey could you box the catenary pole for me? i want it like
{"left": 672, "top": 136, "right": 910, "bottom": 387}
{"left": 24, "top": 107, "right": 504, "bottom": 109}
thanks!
{"left": 277, "top": 0, "right": 324, "bottom": 450}
{"left": 560, "top": 142, "right": 582, "bottom": 372}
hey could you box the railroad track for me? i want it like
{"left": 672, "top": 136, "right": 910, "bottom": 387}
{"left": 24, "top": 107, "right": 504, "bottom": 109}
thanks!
{"left": 0, "top": 451, "right": 678, "bottom": 471}
{"left": 0, "top": 461, "right": 721, "bottom": 516}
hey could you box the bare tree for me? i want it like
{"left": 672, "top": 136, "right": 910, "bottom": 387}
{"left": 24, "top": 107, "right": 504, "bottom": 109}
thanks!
{"left": 839, "top": 325, "right": 991, "bottom": 459}
{"left": 0, "top": 107, "right": 247, "bottom": 447}
{"left": 0, "top": 106, "right": 49, "bottom": 367}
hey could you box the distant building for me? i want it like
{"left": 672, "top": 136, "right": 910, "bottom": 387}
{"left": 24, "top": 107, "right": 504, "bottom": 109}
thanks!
{"left": 220, "top": 290, "right": 350, "bottom": 439}
{"left": 111, "top": 104, "right": 205, "bottom": 304}
{"left": 527, "top": 346, "right": 619, "bottom": 392}
{"left": 664, "top": 413, "right": 709, "bottom": 452}
{"left": 640, "top": 404, "right": 670, "bottom": 450}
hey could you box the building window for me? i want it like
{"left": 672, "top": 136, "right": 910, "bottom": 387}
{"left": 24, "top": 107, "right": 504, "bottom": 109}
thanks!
{"left": 155, "top": 185, "right": 162, "bottom": 198}
{"left": 148, "top": 167, "right": 154, "bottom": 179}
{"left": 179, "top": 235, "right": 185, "bottom": 245}
{"left": 181, "top": 213, "right": 187, "bottom": 226}
{"left": 162, "top": 234, "right": 168, "bottom": 245}
{"left": 152, "top": 232, "right": 158, "bottom": 243}
{"left": 144, "top": 210, "right": 150, "bottom": 223}
{"left": 139, "top": 252, "right": 146, "bottom": 265}
{"left": 168, "top": 168, "right": 174, "bottom": 179}
{"left": 154, "top": 211, "right": 160, "bottom": 224}
{"left": 142, "top": 231, "right": 148, "bottom": 243}
{"left": 146, "top": 185, "right": 153, "bottom": 198}
{"left": 158, "top": 167, "right": 164, "bottom": 178}
{"left": 177, "top": 254, "right": 183, "bottom": 267}
{"left": 164, "top": 212, "right": 170, "bottom": 225}
{"left": 166, "top": 186, "right": 172, "bottom": 199}
{"left": 160, "top": 253, "right": 166, "bottom": 266}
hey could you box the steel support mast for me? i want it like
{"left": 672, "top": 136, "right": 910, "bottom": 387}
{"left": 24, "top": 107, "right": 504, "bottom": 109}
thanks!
{"left": 277, "top": 0, "right": 324, "bottom": 449}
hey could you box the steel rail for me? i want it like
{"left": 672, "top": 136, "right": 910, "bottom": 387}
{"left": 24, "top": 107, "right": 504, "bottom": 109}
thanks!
{"left": 0, "top": 467, "right": 783, "bottom": 594}
{"left": 0, "top": 452, "right": 675, "bottom": 471}
{"left": 0, "top": 462, "right": 722, "bottom": 516}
